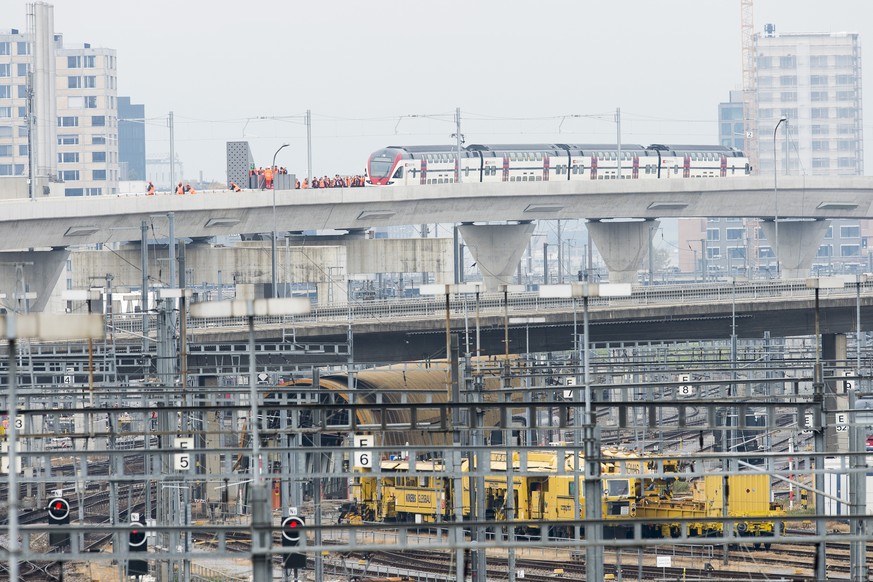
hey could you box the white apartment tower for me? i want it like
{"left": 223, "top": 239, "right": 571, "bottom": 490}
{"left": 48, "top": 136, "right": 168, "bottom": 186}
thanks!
{"left": 0, "top": 2, "right": 119, "bottom": 196}
{"left": 756, "top": 28, "right": 863, "bottom": 176}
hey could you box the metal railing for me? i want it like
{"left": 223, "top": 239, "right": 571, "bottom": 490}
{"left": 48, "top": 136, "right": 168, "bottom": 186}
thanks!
{"left": 101, "top": 278, "right": 870, "bottom": 334}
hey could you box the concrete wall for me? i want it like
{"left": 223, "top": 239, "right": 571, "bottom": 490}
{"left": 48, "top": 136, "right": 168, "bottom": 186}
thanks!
{"left": 45, "top": 237, "right": 454, "bottom": 312}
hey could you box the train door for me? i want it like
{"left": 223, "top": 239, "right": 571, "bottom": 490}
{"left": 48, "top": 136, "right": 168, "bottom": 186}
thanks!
{"left": 720, "top": 155, "right": 727, "bottom": 177}
{"left": 590, "top": 156, "right": 598, "bottom": 179}
{"left": 683, "top": 155, "right": 691, "bottom": 178}
{"left": 420, "top": 159, "right": 428, "bottom": 185}
{"left": 502, "top": 155, "right": 510, "bottom": 182}
{"left": 543, "top": 155, "right": 550, "bottom": 181}
{"left": 632, "top": 154, "right": 640, "bottom": 179}
{"left": 528, "top": 481, "right": 545, "bottom": 519}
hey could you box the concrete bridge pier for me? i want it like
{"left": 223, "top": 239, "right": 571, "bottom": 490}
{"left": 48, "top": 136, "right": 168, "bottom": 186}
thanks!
{"left": 0, "top": 248, "right": 70, "bottom": 312}
{"left": 586, "top": 219, "right": 659, "bottom": 284}
{"left": 458, "top": 222, "right": 536, "bottom": 291}
{"left": 759, "top": 219, "right": 830, "bottom": 279}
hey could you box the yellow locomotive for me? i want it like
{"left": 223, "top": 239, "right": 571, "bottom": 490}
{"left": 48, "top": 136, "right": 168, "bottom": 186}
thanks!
{"left": 343, "top": 447, "right": 783, "bottom": 546}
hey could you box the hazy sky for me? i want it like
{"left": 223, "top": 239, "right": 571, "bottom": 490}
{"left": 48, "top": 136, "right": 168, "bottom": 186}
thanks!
{"left": 2, "top": 0, "right": 873, "bottom": 181}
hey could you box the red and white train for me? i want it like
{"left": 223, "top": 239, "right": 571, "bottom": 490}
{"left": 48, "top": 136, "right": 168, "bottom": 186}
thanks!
{"left": 366, "top": 143, "right": 751, "bottom": 186}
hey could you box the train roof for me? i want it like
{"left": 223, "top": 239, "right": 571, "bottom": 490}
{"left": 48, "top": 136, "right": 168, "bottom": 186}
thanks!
{"left": 385, "top": 145, "right": 461, "bottom": 153}
{"left": 648, "top": 144, "right": 744, "bottom": 153}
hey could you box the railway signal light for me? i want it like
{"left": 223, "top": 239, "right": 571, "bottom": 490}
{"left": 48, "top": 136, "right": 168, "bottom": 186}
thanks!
{"left": 281, "top": 515, "right": 307, "bottom": 570}
{"left": 47, "top": 497, "right": 70, "bottom": 546}
{"left": 47, "top": 497, "right": 70, "bottom": 525}
{"left": 127, "top": 521, "right": 148, "bottom": 576}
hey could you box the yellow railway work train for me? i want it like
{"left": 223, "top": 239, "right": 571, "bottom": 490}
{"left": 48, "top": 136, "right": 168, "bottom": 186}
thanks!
{"left": 341, "top": 447, "right": 784, "bottom": 547}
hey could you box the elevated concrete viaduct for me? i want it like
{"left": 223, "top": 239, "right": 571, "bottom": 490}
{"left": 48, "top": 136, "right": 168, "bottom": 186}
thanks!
{"left": 2, "top": 175, "right": 873, "bottom": 309}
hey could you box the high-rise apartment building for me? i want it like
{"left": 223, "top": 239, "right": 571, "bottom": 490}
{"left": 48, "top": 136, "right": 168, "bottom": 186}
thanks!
{"left": 0, "top": 2, "right": 120, "bottom": 196}
{"left": 694, "top": 27, "right": 866, "bottom": 277}
{"left": 756, "top": 29, "right": 863, "bottom": 176}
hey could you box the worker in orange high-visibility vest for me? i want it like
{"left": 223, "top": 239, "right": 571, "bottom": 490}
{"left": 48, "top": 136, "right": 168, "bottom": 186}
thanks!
{"left": 264, "top": 166, "right": 273, "bottom": 190}
{"left": 176, "top": 182, "right": 184, "bottom": 195}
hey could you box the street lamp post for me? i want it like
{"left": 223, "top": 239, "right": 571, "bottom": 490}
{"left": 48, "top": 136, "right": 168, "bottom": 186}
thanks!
{"left": 773, "top": 117, "right": 788, "bottom": 276}
{"left": 271, "top": 144, "right": 290, "bottom": 298}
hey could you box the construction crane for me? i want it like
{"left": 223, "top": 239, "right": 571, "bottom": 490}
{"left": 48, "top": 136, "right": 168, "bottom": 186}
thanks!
{"left": 740, "top": 0, "right": 761, "bottom": 274}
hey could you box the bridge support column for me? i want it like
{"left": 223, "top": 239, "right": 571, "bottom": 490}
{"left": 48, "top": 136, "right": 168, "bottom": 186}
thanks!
{"left": 760, "top": 219, "right": 830, "bottom": 279}
{"left": 0, "top": 248, "right": 70, "bottom": 312}
{"left": 586, "top": 219, "right": 659, "bottom": 284}
{"left": 458, "top": 222, "right": 536, "bottom": 291}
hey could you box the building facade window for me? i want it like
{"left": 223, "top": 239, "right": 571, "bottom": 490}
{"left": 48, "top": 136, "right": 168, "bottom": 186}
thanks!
{"left": 841, "top": 244, "right": 861, "bottom": 257}
{"left": 91, "top": 116, "right": 105, "bottom": 127}
{"left": 810, "top": 55, "right": 829, "bottom": 67}
{"left": 59, "top": 170, "right": 80, "bottom": 181}
{"left": 68, "top": 76, "right": 81, "bottom": 89}
{"left": 810, "top": 74, "right": 828, "bottom": 85}
{"left": 58, "top": 116, "right": 78, "bottom": 127}
{"left": 92, "top": 169, "right": 106, "bottom": 180}
{"left": 58, "top": 134, "right": 79, "bottom": 145}
{"left": 58, "top": 152, "right": 79, "bottom": 163}
{"left": 92, "top": 151, "right": 106, "bottom": 162}
{"left": 840, "top": 225, "right": 861, "bottom": 238}
{"left": 726, "top": 228, "right": 744, "bottom": 241}
{"left": 779, "top": 55, "right": 796, "bottom": 68}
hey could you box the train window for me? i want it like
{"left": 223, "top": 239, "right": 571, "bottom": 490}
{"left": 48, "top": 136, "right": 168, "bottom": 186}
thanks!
{"left": 419, "top": 477, "right": 428, "bottom": 487}
{"left": 607, "top": 480, "right": 630, "bottom": 497}
{"left": 392, "top": 167, "right": 403, "bottom": 179}
{"left": 536, "top": 152, "right": 543, "bottom": 161}
{"left": 568, "top": 482, "right": 576, "bottom": 496}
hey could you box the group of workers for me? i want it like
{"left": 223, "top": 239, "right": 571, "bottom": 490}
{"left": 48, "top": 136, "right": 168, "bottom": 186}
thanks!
{"left": 296, "top": 175, "right": 367, "bottom": 189}
{"left": 145, "top": 181, "right": 197, "bottom": 195}
{"left": 249, "top": 166, "right": 289, "bottom": 190}
{"left": 144, "top": 170, "right": 369, "bottom": 196}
